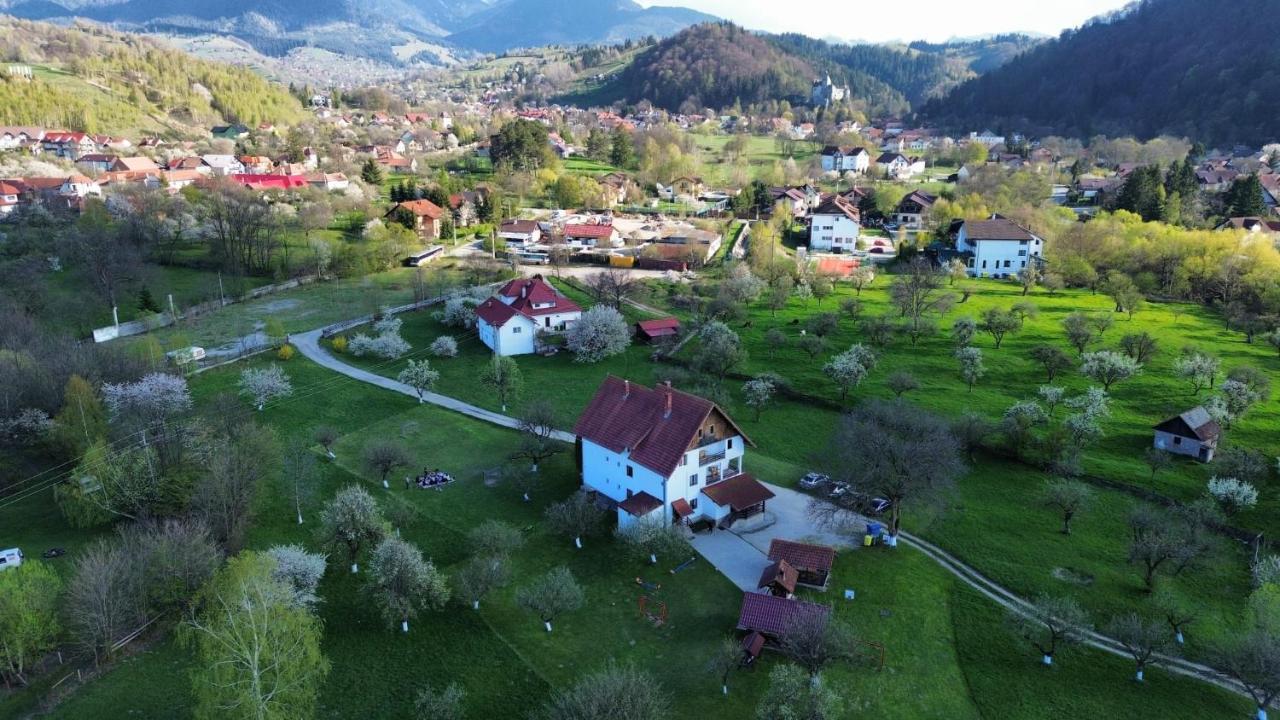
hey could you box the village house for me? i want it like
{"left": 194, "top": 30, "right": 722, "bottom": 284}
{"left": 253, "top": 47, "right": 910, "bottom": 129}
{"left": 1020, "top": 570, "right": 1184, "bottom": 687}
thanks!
{"left": 649, "top": 227, "right": 722, "bottom": 265}
{"left": 0, "top": 127, "right": 45, "bottom": 152}
{"left": 821, "top": 146, "right": 871, "bottom": 174}
{"left": 893, "top": 190, "right": 937, "bottom": 230}
{"left": 659, "top": 176, "right": 705, "bottom": 201}
{"left": 574, "top": 376, "right": 775, "bottom": 530}
{"left": 112, "top": 157, "right": 160, "bottom": 174}
{"left": 498, "top": 219, "right": 542, "bottom": 246}
{"left": 201, "top": 154, "right": 245, "bottom": 177}
{"left": 564, "top": 223, "right": 620, "bottom": 249}
{"left": 305, "top": 172, "right": 350, "bottom": 192}
{"left": 475, "top": 275, "right": 582, "bottom": 356}
{"left": 1153, "top": 407, "right": 1221, "bottom": 462}
{"left": 597, "top": 172, "right": 635, "bottom": 207}
{"left": 448, "top": 191, "right": 485, "bottom": 227}
{"left": 955, "top": 215, "right": 1044, "bottom": 278}
{"left": 42, "top": 131, "right": 97, "bottom": 159}
{"left": 877, "top": 153, "right": 926, "bottom": 180}
{"left": 233, "top": 174, "right": 309, "bottom": 191}
{"left": 969, "top": 130, "right": 1006, "bottom": 147}
{"left": 75, "top": 153, "right": 119, "bottom": 174}
{"left": 386, "top": 199, "right": 444, "bottom": 240}
{"left": 239, "top": 155, "right": 273, "bottom": 174}
{"left": 808, "top": 196, "right": 862, "bottom": 254}
{"left": 0, "top": 180, "right": 21, "bottom": 217}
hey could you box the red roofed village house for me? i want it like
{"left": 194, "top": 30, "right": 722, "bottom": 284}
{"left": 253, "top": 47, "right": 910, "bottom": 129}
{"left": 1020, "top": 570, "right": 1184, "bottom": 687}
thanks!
{"left": 574, "top": 376, "right": 775, "bottom": 530}
{"left": 475, "top": 275, "right": 582, "bottom": 356}
{"left": 386, "top": 199, "right": 445, "bottom": 241}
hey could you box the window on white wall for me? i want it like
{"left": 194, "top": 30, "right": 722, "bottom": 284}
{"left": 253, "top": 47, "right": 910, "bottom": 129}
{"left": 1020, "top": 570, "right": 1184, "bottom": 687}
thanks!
{"left": 689, "top": 474, "right": 698, "bottom": 487}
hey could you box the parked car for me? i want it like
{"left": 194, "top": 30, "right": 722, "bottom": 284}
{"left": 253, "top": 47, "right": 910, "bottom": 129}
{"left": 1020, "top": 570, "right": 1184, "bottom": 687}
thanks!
{"left": 0, "top": 547, "right": 23, "bottom": 571}
{"left": 799, "top": 472, "right": 830, "bottom": 489}
{"left": 829, "top": 482, "right": 849, "bottom": 498}
{"left": 847, "top": 493, "right": 891, "bottom": 516}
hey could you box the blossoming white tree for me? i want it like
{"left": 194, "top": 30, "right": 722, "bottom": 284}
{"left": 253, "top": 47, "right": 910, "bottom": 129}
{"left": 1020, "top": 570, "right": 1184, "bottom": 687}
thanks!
{"left": 565, "top": 306, "right": 631, "bottom": 363}
{"left": 238, "top": 365, "right": 293, "bottom": 410}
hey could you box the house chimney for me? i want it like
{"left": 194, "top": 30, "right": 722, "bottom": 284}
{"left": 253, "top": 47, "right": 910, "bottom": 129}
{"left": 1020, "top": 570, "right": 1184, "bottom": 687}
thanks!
{"left": 664, "top": 392, "right": 672, "bottom": 419}
{"left": 623, "top": 379, "right": 630, "bottom": 397}
{"left": 521, "top": 284, "right": 527, "bottom": 299}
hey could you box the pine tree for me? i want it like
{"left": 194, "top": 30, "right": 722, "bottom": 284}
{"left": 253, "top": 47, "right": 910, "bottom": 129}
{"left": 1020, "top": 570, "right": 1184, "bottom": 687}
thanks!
{"left": 361, "top": 159, "right": 384, "bottom": 186}
{"left": 1225, "top": 174, "right": 1267, "bottom": 217}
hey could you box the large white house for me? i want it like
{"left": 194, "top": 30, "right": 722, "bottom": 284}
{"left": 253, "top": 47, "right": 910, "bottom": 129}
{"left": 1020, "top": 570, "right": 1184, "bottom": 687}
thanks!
{"left": 575, "top": 377, "right": 774, "bottom": 530}
{"left": 820, "top": 146, "right": 870, "bottom": 174}
{"left": 808, "top": 196, "right": 861, "bottom": 253}
{"left": 474, "top": 275, "right": 582, "bottom": 356}
{"left": 956, "top": 215, "right": 1044, "bottom": 278}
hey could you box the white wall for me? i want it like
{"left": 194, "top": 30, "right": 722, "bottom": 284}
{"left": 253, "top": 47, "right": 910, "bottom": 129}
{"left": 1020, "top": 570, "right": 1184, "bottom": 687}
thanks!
{"left": 957, "top": 228, "right": 1042, "bottom": 278}
{"left": 478, "top": 316, "right": 536, "bottom": 356}
{"left": 809, "top": 213, "right": 861, "bottom": 253}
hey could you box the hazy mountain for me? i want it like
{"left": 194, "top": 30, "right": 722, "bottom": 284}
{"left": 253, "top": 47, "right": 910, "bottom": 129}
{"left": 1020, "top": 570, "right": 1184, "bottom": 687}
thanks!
{"left": 444, "top": 0, "right": 716, "bottom": 53}
{"left": 923, "top": 0, "right": 1280, "bottom": 146}
{"left": 0, "top": 0, "right": 713, "bottom": 58}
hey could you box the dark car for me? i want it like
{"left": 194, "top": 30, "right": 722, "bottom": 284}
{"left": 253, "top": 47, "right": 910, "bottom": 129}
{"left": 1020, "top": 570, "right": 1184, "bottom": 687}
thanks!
{"left": 799, "top": 472, "right": 830, "bottom": 489}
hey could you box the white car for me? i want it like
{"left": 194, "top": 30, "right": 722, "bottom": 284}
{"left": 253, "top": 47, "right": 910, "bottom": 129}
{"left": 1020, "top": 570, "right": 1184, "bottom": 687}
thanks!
{"left": 799, "top": 472, "right": 830, "bottom": 489}
{"left": 0, "top": 547, "right": 23, "bottom": 571}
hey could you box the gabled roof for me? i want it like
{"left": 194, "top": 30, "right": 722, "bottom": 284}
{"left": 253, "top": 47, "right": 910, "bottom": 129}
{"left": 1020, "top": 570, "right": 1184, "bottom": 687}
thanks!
{"left": 768, "top": 539, "right": 836, "bottom": 573}
{"left": 497, "top": 276, "right": 581, "bottom": 317}
{"left": 564, "top": 224, "right": 616, "bottom": 239}
{"left": 702, "top": 473, "right": 774, "bottom": 511}
{"left": 736, "top": 592, "right": 830, "bottom": 637}
{"left": 898, "top": 190, "right": 937, "bottom": 210}
{"left": 757, "top": 559, "right": 799, "bottom": 594}
{"left": 114, "top": 157, "right": 159, "bottom": 172}
{"left": 1154, "top": 407, "right": 1221, "bottom": 442}
{"left": 574, "top": 377, "right": 753, "bottom": 479}
{"left": 636, "top": 318, "right": 680, "bottom": 338}
{"left": 395, "top": 199, "right": 444, "bottom": 219}
{"left": 962, "top": 216, "right": 1038, "bottom": 242}
{"left": 474, "top": 297, "right": 530, "bottom": 328}
{"left": 500, "top": 219, "right": 540, "bottom": 235}
{"left": 812, "top": 195, "right": 861, "bottom": 222}
{"left": 618, "top": 491, "right": 663, "bottom": 517}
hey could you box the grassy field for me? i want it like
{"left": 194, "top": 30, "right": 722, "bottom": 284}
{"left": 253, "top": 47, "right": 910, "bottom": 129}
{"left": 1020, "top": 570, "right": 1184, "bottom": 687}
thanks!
{"left": 3, "top": 355, "right": 1252, "bottom": 719}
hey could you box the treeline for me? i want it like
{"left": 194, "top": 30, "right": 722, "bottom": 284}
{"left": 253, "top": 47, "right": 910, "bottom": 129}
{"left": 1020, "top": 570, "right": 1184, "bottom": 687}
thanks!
{"left": 923, "top": 0, "right": 1280, "bottom": 147}
{"left": 771, "top": 33, "right": 959, "bottom": 105}
{"left": 601, "top": 23, "right": 817, "bottom": 112}
{"left": 0, "top": 19, "right": 304, "bottom": 131}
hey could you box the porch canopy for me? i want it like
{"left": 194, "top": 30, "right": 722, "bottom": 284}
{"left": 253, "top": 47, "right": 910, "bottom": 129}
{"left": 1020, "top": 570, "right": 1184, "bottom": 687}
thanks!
{"left": 618, "top": 491, "right": 663, "bottom": 518}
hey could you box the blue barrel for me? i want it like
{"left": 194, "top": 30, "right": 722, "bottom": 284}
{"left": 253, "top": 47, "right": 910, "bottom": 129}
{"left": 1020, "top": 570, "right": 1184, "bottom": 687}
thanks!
{"left": 867, "top": 522, "right": 883, "bottom": 537}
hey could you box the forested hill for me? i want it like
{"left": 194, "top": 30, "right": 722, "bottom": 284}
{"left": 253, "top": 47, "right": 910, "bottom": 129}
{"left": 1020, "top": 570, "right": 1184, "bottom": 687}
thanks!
{"left": 922, "top": 0, "right": 1280, "bottom": 147}
{"left": 770, "top": 33, "right": 965, "bottom": 106}
{"left": 0, "top": 19, "right": 305, "bottom": 135}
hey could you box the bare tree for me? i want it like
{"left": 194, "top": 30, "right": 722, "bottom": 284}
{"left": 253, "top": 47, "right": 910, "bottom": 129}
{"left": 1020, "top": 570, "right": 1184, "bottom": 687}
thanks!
{"left": 192, "top": 424, "right": 278, "bottom": 552}
{"left": 454, "top": 554, "right": 511, "bottom": 610}
{"left": 818, "top": 399, "right": 964, "bottom": 539}
{"left": 516, "top": 566, "right": 584, "bottom": 632}
{"left": 1106, "top": 613, "right": 1174, "bottom": 682}
{"left": 780, "top": 611, "right": 856, "bottom": 680}
{"left": 1216, "top": 631, "right": 1280, "bottom": 720}
{"left": 511, "top": 399, "right": 563, "bottom": 472}
{"left": 889, "top": 258, "right": 955, "bottom": 346}
{"left": 313, "top": 425, "right": 339, "bottom": 459}
{"left": 584, "top": 268, "right": 637, "bottom": 309}
{"left": 1007, "top": 595, "right": 1091, "bottom": 666}
{"left": 364, "top": 440, "right": 412, "bottom": 489}
{"left": 65, "top": 539, "right": 143, "bottom": 663}
{"left": 1041, "top": 478, "right": 1094, "bottom": 535}
{"left": 706, "top": 637, "right": 743, "bottom": 696}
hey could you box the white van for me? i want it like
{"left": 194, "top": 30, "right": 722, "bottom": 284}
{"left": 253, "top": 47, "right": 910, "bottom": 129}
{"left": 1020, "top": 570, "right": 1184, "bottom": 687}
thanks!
{"left": 0, "top": 548, "right": 23, "bottom": 571}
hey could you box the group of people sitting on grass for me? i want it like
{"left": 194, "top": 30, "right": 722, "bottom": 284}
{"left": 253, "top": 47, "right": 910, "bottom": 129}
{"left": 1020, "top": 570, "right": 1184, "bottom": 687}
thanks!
{"left": 410, "top": 468, "right": 455, "bottom": 489}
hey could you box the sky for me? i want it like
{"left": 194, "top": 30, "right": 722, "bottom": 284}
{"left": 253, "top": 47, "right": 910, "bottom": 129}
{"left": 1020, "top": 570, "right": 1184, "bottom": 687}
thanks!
{"left": 637, "top": 0, "right": 1134, "bottom": 43}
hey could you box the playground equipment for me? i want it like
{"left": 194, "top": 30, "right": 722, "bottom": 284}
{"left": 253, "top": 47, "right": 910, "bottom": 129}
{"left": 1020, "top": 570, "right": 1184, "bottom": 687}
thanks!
{"left": 638, "top": 595, "right": 668, "bottom": 627}
{"left": 635, "top": 577, "right": 662, "bottom": 592}
{"left": 670, "top": 556, "right": 696, "bottom": 574}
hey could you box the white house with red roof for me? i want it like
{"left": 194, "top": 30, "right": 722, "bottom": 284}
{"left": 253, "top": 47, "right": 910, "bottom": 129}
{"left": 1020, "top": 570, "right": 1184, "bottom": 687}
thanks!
{"left": 574, "top": 376, "right": 774, "bottom": 530}
{"left": 0, "top": 181, "right": 21, "bottom": 216}
{"left": 474, "top": 275, "right": 582, "bottom": 356}
{"left": 955, "top": 214, "right": 1044, "bottom": 278}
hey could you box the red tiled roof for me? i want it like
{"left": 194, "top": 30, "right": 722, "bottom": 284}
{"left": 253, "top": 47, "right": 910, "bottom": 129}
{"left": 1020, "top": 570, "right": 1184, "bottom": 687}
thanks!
{"left": 500, "top": 219, "right": 540, "bottom": 234}
{"left": 574, "top": 376, "right": 752, "bottom": 479}
{"left": 618, "top": 491, "right": 663, "bottom": 517}
{"left": 671, "top": 497, "right": 694, "bottom": 518}
{"left": 232, "top": 174, "right": 308, "bottom": 190}
{"left": 497, "top": 276, "right": 581, "bottom": 317}
{"left": 474, "top": 298, "right": 526, "bottom": 328}
{"left": 813, "top": 195, "right": 860, "bottom": 222}
{"left": 564, "top": 224, "right": 615, "bottom": 239}
{"left": 702, "top": 473, "right": 774, "bottom": 511}
{"left": 0, "top": 181, "right": 20, "bottom": 195}
{"left": 757, "top": 559, "right": 799, "bottom": 594}
{"left": 397, "top": 199, "right": 444, "bottom": 219}
{"left": 768, "top": 539, "right": 836, "bottom": 573}
{"left": 742, "top": 631, "right": 766, "bottom": 658}
{"left": 636, "top": 318, "right": 680, "bottom": 338}
{"left": 736, "top": 592, "right": 830, "bottom": 636}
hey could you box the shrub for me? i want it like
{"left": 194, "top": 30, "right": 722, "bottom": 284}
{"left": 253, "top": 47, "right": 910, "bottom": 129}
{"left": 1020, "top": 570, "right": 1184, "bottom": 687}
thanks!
{"left": 330, "top": 336, "right": 348, "bottom": 354}
{"left": 430, "top": 336, "right": 459, "bottom": 358}
{"left": 277, "top": 344, "right": 296, "bottom": 361}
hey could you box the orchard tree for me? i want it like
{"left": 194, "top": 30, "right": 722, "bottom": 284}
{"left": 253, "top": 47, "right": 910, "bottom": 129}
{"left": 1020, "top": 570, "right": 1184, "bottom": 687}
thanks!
{"left": 364, "top": 440, "right": 412, "bottom": 489}
{"left": 1107, "top": 613, "right": 1174, "bottom": 683}
{"left": 1061, "top": 313, "right": 1096, "bottom": 355}
{"left": 365, "top": 537, "right": 449, "bottom": 632}
{"left": 468, "top": 519, "right": 525, "bottom": 558}
{"left": 886, "top": 371, "right": 920, "bottom": 398}
{"left": 955, "top": 347, "right": 985, "bottom": 391}
{"left": 416, "top": 684, "right": 466, "bottom": 720}
{"left": 512, "top": 399, "right": 563, "bottom": 472}
{"left": 692, "top": 322, "right": 747, "bottom": 381}
{"left": 266, "top": 544, "right": 326, "bottom": 609}
{"left": 1119, "top": 332, "right": 1159, "bottom": 364}
{"left": 1007, "top": 595, "right": 1091, "bottom": 666}
{"left": 282, "top": 440, "right": 319, "bottom": 524}
{"left": 454, "top": 554, "right": 511, "bottom": 611}
{"left": 951, "top": 316, "right": 977, "bottom": 347}
{"left": 538, "top": 663, "right": 669, "bottom": 720}
{"left": 1174, "top": 351, "right": 1220, "bottom": 394}
{"left": 545, "top": 490, "right": 607, "bottom": 549}
{"left": 1152, "top": 585, "right": 1196, "bottom": 646}
{"left": 889, "top": 257, "right": 954, "bottom": 346}
{"left": 823, "top": 344, "right": 876, "bottom": 402}
{"left": 516, "top": 566, "right": 584, "bottom": 632}
{"left": 1017, "top": 265, "right": 1041, "bottom": 295}
{"left": 1207, "top": 476, "right": 1259, "bottom": 516}
{"left": 615, "top": 516, "right": 690, "bottom": 565}
{"left": 1002, "top": 401, "right": 1048, "bottom": 459}
{"left": 238, "top": 364, "right": 294, "bottom": 411}
{"left": 314, "top": 425, "right": 339, "bottom": 459}
{"left": 566, "top": 306, "right": 631, "bottom": 363}
{"left": 1080, "top": 351, "right": 1141, "bottom": 391}
{"left": 1216, "top": 630, "right": 1280, "bottom": 720}
{"left": 707, "top": 637, "right": 743, "bottom": 696}
{"left": 756, "top": 663, "right": 841, "bottom": 720}
{"left": 764, "top": 328, "right": 788, "bottom": 358}
{"left": 480, "top": 355, "right": 523, "bottom": 412}
{"left": 397, "top": 360, "right": 440, "bottom": 402}
{"left": 980, "top": 308, "right": 1020, "bottom": 349}
{"left": 317, "top": 485, "right": 390, "bottom": 573}
{"left": 1029, "top": 345, "right": 1073, "bottom": 382}
{"left": 742, "top": 375, "right": 777, "bottom": 420}
{"left": 1041, "top": 478, "right": 1094, "bottom": 535}
{"left": 1143, "top": 447, "right": 1172, "bottom": 481}
{"left": 779, "top": 611, "right": 856, "bottom": 680}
